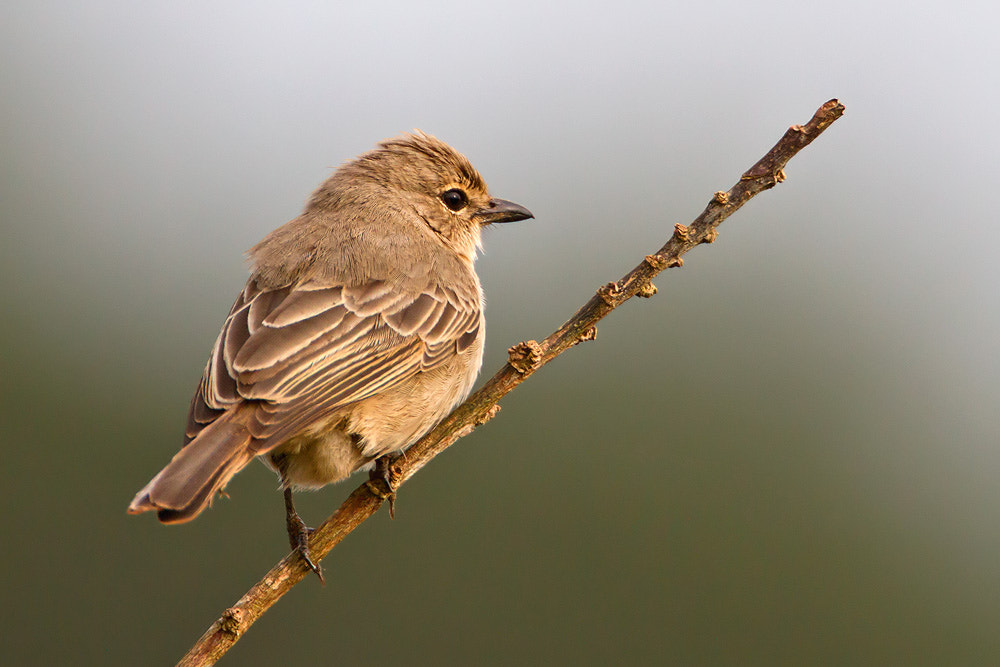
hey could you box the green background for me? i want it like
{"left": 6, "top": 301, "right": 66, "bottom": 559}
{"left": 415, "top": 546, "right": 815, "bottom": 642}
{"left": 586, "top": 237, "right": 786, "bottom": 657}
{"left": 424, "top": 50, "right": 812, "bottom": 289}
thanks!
{"left": 2, "top": 1, "right": 998, "bottom": 664}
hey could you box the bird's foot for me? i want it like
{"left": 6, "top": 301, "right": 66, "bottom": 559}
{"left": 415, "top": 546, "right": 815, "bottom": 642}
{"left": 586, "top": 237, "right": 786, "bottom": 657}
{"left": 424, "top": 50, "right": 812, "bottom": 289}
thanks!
{"left": 284, "top": 487, "right": 324, "bottom": 584}
{"left": 366, "top": 453, "right": 401, "bottom": 519}
{"left": 289, "top": 518, "right": 324, "bottom": 584}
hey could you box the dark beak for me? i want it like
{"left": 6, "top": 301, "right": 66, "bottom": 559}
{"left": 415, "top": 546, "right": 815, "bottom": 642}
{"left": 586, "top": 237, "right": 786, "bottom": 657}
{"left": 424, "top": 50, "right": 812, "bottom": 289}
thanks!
{"left": 473, "top": 198, "right": 534, "bottom": 225}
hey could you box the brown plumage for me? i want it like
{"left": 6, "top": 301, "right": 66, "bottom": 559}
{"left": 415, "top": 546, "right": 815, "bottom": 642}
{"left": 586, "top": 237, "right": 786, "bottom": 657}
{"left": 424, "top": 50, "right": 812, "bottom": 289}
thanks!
{"left": 128, "top": 132, "right": 532, "bottom": 572}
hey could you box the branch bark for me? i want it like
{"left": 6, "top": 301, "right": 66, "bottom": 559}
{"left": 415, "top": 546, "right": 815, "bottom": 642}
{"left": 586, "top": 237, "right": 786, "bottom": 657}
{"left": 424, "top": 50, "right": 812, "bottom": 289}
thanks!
{"left": 177, "top": 98, "right": 846, "bottom": 667}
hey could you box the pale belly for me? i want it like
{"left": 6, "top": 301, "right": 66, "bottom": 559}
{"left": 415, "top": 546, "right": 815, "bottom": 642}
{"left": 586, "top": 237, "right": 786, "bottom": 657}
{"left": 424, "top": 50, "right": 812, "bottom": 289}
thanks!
{"left": 267, "top": 333, "right": 483, "bottom": 489}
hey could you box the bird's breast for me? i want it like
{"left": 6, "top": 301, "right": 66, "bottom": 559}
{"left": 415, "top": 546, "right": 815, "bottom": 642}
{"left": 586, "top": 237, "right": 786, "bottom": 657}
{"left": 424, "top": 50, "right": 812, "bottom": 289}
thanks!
{"left": 345, "top": 326, "right": 485, "bottom": 458}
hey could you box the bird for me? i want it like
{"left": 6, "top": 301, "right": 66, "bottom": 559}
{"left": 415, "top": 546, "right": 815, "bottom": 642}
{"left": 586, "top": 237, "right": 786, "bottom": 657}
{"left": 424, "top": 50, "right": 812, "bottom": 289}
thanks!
{"left": 128, "top": 131, "right": 533, "bottom": 580}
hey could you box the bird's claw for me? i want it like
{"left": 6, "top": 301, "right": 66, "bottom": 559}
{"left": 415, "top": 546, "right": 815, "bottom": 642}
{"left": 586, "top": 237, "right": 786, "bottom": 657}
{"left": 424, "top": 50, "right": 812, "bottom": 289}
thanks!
{"left": 292, "top": 526, "right": 324, "bottom": 585}
{"left": 284, "top": 487, "right": 324, "bottom": 584}
{"left": 367, "top": 454, "right": 400, "bottom": 519}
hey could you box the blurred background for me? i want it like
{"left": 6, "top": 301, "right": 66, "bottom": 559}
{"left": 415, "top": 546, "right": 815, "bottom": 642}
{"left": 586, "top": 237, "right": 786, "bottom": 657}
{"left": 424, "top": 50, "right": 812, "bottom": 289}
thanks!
{"left": 2, "top": 1, "right": 998, "bottom": 665}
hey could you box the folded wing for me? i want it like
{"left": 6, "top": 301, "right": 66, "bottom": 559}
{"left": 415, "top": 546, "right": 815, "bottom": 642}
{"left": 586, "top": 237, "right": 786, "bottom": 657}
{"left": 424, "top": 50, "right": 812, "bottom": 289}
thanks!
{"left": 185, "top": 276, "right": 482, "bottom": 454}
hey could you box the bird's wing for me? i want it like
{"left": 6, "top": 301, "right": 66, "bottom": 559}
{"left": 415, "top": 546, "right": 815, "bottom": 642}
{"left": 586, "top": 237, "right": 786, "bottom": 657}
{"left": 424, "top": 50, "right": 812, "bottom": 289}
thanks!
{"left": 184, "top": 277, "right": 481, "bottom": 451}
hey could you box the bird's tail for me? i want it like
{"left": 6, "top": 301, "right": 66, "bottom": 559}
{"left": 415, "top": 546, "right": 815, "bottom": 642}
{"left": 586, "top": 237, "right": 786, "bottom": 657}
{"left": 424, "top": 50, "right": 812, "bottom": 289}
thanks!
{"left": 128, "top": 410, "right": 256, "bottom": 524}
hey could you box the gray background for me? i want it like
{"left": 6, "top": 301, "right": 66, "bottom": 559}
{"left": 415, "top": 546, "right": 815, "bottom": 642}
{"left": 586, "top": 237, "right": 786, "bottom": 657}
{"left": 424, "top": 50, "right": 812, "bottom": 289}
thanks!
{"left": 2, "top": 1, "right": 998, "bottom": 665}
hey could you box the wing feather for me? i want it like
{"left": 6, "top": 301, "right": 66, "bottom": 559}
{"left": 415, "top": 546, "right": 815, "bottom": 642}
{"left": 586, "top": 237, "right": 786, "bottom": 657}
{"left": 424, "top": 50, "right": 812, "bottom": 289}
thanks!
{"left": 233, "top": 304, "right": 350, "bottom": 373}
{"left": 263, "top": 286, "right": 342, "bottom": 327}
{"left": 184, "top": 275, "right": 481, "bottom": 451}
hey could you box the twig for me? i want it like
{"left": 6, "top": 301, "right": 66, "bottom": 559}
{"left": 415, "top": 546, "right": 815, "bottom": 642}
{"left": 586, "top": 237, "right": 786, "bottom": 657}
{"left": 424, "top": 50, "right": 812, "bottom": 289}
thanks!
{"left": 176, "top": 98, "right": 846, "bottom": 666}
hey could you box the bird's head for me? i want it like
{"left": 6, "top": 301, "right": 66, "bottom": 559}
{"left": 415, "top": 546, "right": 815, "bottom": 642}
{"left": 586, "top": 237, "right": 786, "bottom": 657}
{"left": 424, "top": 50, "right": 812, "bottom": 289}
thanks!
{"left": 314, "top": 131, "right": 533, "bottom": 263}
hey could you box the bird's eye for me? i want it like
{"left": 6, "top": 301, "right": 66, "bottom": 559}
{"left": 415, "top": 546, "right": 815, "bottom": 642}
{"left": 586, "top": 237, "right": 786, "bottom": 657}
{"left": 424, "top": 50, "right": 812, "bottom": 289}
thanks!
{"left": 440, "top": 188, "right": 469, "bottom": 212}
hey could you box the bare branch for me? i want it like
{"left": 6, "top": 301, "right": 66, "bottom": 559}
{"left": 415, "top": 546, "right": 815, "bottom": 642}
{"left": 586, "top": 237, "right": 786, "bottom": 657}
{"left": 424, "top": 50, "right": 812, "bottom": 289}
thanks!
{"left": 177, "top": 98, "right": 846, "bottom": 667}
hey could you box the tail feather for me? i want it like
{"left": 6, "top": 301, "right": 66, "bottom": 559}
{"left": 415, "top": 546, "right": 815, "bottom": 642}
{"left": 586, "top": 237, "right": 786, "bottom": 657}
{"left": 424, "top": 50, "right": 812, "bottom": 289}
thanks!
{"left": 154, "top": 449, "right": 254, "bottom": 524}
{"left": 129, "top": 410, "right": 255, "bottom": 524}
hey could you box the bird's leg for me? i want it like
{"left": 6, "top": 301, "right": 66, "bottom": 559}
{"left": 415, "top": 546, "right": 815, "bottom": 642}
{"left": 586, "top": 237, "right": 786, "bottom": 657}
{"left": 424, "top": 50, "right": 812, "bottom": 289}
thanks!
{"left": 283, "top": 486, "right": 324, "bottom": 584}
{"left": 366, "top": 453, "right": 401, "bottom": 519}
